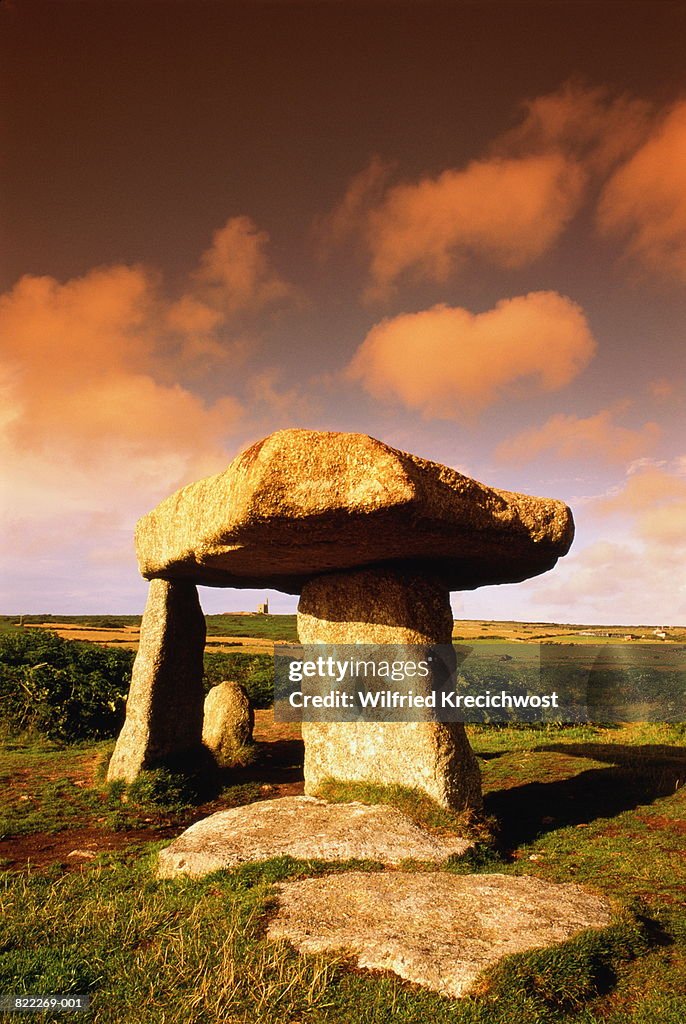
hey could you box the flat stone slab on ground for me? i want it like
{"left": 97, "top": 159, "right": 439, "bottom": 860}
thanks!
{"left": 268, "top": 871, "right": 612, "bottom": 999}
{"left": 157, "top": 796, "right": 473, "bottom": 878}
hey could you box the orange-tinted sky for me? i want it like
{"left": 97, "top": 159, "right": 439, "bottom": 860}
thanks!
{"left": 2, "top": 0, "right": 685, "bottom": 624}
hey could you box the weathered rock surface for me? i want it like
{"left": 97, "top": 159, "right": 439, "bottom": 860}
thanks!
{"left": 298, "top": 569, "right": 483, "bottom": 811}
{"left": 268, "top": 871, "right": 613, "bottom": 998}
{"left": 202, "top": 681, "right": 254, "bottom": 767}
{"left": 135, "top": 429, "right": 574, "bottom": 592}
{"left": 298, "top": 566, "right": 455, "bottom": 642}
{"left": 156, "top": 796, "right": 473, "bottom": 878}
{"left": 107, "top": 579, "right": 206, "bottom": 782}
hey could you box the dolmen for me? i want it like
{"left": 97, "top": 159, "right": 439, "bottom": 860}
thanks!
{"left": 107, "top": 429, "right": 574, "bottom": 813}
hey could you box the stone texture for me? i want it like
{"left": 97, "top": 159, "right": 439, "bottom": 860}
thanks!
{"left": 107, "top": 579, "right": 206, "bottom": 782}
{"left": 268, "top": 871, "right": 613, "bottom": 999}
{"left": 135, "top": 429, "right": 574, "bottom": 593}
{"left": 157, "top": 796, "right": 473, "bottom": 878}
{"left": 202, "top": 681, "right": 254, "bottom": 767}
{"left": 298, "top": 568, "right": 483, "bottom": 812}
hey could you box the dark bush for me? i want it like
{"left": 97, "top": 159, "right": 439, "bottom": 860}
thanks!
{"left": 0, "top": 629, "right": 133, "bottom": 741}
{"left": 0, "top": 630, "right": 275, "bottom": 743}
{"left": 203, "top": 651, "right": 273, "bottom": 707}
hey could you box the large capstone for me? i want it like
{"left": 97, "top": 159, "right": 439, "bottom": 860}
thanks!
{"left": 107, "top": 579, "right": 206, "bottom": 782}
{"left": 297, "top": 568, "right": 482, "bottom": 812}
{"left": 135, "top": 429, "right": 574, "bottom": 593}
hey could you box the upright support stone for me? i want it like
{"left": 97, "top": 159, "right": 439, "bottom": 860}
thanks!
{"left": 107, "top": 578, "right": 206, "bottom": 782}
{"left": 297, "top": 568, "right": 483, "bottom": 812}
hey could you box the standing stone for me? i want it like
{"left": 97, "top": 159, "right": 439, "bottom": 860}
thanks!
{"left": 297, "top": 568, "right": 482, "bottom": 812}
{"left": 107, "top": 579, "right": 206, "bottom": 782}
{"left": 202, "top": 681, "right": 254, "bottom": 767}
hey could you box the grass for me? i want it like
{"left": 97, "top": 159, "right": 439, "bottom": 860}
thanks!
{"left": 0, "top": 738, "right": 112, "bottom": 838}
{"left": 204, "top": 614, "right": 298, "bottom": 642}
{"left": 0, "top": 613, "right": 299, "bottom": 640}
{"left": 6, "top": 613, "right": 683, "bottom": 648}
{"left": 0, "top": 720, "right": 684, "bottom": 1022}
{"left": 0, "top": 617, "right": 683, "bottom": 1020}
{"left": 0, "top": 736, "right": 264, "bottom": 843}
{"left": 481, "top": 909, "right": 653, "bottom": 1010}
{"left": 0, "top": 615, "right": 141, "bottom": 631}
{"left": 314, "top": 777, "right": 493, "bottom": 844}
{"left": 0, "top": 855, "right": 681, "bottom": 1024}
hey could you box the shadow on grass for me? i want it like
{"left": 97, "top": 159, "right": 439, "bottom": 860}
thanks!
{"left": 537, "top": 741, "right": 686, "bottom": 767}
{"left": 125, "top": 738, "right": 305, "bottom": 812}
{"left": 486, "top": 742, "right": 685, "bottom": 851}
{"left": 218, "top": 738, "right": 305, "bottom": 791}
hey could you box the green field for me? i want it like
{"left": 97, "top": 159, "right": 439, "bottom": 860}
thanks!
{"left": 0, "top": 722, "right": 684, "bottom": 1023}
{"left": 0, "top": 614, "right": 298, "bottom": 641}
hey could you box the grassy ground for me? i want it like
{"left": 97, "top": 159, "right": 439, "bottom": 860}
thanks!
{"left": 0, "top": 719, "right": 684, "bottom": 1023}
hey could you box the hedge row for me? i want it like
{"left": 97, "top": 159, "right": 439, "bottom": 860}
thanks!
{"left": 0, "top": 630, "right": 274, "bottom": 743}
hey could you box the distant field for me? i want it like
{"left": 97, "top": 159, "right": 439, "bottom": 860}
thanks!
{"left": 451, "top": 619, "right": 686, "bottom": 643}
{"left": 1, "top": 615, "right": 683, "bottom": 653}
{"left": 0, "top": 614, "right": 298, "bottom": 654}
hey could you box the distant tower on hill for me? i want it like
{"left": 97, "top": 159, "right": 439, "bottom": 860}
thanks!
{"left": 257, "top": 599, "right": 269, "bottom": 615}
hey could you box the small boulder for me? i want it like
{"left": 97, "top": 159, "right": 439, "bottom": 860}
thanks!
{"left": 202, "top": 681, "right": 254, "bottom": 767}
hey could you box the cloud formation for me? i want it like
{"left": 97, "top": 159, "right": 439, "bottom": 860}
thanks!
{"left": 526, "top": 461, "right": 686, "bottom": 623}
{"left": 315, "top": 156, "right": 393, "bottom": 255}
{"left": 598, "top": 101, "right": 686, "bottom": 281}
{"left": 324, "top": 83, "right": 653, "bottom": 297}
{"left": 0, "top": 267, "right": 240, "bottom": 566}
{"left": 596, "top": 462, "right": 686, "bottom": 521}
{"left": 190, "top": 215, "right": 295, "bottom": 315}
{"left": 497, "top": 81, "right": 651, "bottom": 173}
{"left": 527, "top": 539, "right": 684, "bottom": 623}
{"left": 0, "top": 216, "right": 294, "bottom": 590}
{"left": 363, "top": 154, "right": 585, "bottom": 298}
{"left": 348, "top": 291, "right": 596, "bottom": 418}
{"left": 496, "top": 409, "right": 661, "bottom": 465}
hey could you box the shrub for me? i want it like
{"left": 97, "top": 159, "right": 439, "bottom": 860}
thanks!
{"left": 203, "top": 651, "right": 273, "bottom": 707}
{"left": 0, "top": 629, "right": 133, "bottom": 742}
{"left": 0, "top": 631, "right": 276, "bottom": 744}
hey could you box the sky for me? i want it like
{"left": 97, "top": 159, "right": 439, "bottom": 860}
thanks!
{"left": 1, "top": 0, "right": 685, "bottom": 625}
